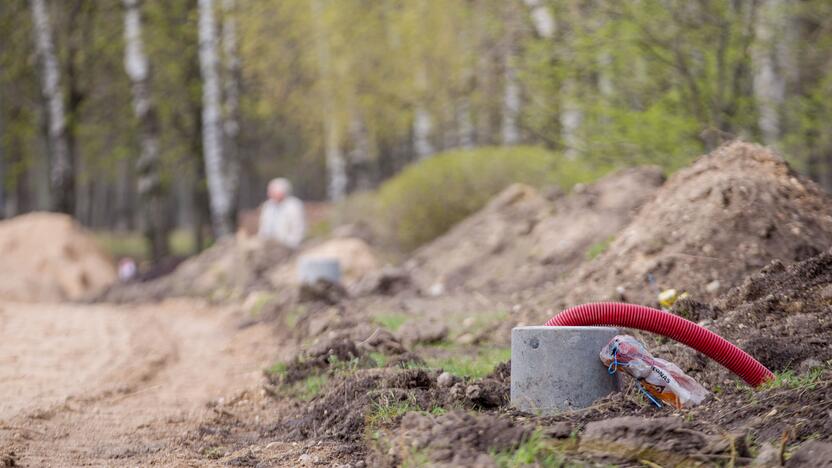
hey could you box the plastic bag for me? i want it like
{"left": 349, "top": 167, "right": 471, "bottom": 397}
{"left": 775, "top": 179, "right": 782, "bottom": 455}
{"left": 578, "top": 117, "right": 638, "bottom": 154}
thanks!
{"left": 600, "top": 335, "right": 709, "bottom": 409}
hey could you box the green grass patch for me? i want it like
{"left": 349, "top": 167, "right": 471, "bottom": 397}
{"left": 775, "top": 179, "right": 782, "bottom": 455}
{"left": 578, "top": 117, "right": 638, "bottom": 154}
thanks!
{"left": 426, "top": 347, "right": 510, "bottom": 379}
{"left": 492, "top": 430, "right": 564, "bottom": 467}
{"left": 585, "top": 236, "right": 615, "bottom": 260}
{"left": 367, "top": 399, "right": 421, "bottom": 429}
{"left": 369, "top": 352, "right": 389, "bottom": 367}
{"left": 266, "top": 361, "right": 288, "bottom": 377}
{"left": 762, "top": 367, "right": 826, "bottom": 391}
{"left": 293, "top": 374, "right": 328, "bottom": 401}
{"left": 373, "top": 312, "right": 409, "bottom": 332}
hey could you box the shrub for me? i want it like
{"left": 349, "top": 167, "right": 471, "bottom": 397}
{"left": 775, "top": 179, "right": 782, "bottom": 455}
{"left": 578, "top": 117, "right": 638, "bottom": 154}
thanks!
{"left": 374, "top": 146, "right": 595, "bottom": 251}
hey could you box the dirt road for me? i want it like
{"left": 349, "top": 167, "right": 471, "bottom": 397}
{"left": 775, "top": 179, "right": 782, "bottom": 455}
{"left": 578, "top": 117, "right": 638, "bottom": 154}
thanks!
{"left": 0, "top": 299, "right": 276, "bottom": 466}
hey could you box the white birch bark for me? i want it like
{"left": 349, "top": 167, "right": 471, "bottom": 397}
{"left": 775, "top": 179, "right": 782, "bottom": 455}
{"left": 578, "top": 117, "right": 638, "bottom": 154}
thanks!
{"left": 198, "top": 0, "right": 233, "bottom": 236}
{"left": 312, "top": 0, "right": 347, "bottom": 201}
{"left": 221, "top": 0, "right": 241, "bottom": 202}
{"left": 123, "top": 0, "right": 168, "bottom": 259}
{"left": 523, "top": 0, "right": 555, "bottom": 39}
{"left": 413, "top": 105, "right": 435, "bottom": 159}
{"left": 30, "top": 0, "right": 73, "bottom": 213}
{"left": 501, "top": 43, "right": 521, "bottom": 145}
{"left": 752, "top": 0, "right": 787, "bottom": 145}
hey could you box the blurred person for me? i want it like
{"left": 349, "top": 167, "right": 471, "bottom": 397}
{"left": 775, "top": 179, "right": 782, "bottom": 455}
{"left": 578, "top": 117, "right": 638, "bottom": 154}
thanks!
{"left": 258, "top": 178, "right": 305, "bottom": 248}
{"left": 117, "top": 257, "right": 137, "bottom": 282}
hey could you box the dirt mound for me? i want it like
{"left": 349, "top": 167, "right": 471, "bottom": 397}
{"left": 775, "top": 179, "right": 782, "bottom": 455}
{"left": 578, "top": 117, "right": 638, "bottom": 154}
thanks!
{"left": 101, "top": 235, "right": 380, "bottom": 304}
{"left": 655, "top": 247, "right": 832, "bottom": 386}
{"left": 268, "top": 237, "right": 380, "bottom": 290}
{"left": 0, "top": 212, "right": 116, "bottom": 301}
{"left": 99, "top": 237, "right": 292, "bottom": 303}
{"left": 409, "top": 167, "right": 664, "bottom": 293}
{"left": 377, "top": 411, "right": 529, "bottom": 466}
{"left": 535, "top": 141, "right": 832, "bottom": 310}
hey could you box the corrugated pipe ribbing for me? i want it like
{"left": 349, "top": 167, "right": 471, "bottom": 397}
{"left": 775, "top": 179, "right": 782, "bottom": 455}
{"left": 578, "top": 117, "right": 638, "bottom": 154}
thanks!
{"left": 544, "top": 302, "right": 774, "bottom": 387}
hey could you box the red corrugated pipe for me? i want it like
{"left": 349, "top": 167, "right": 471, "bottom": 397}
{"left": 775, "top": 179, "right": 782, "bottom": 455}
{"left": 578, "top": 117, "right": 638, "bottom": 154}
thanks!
{"left": 544, "top": 302, "right": 774, "bottom": 387}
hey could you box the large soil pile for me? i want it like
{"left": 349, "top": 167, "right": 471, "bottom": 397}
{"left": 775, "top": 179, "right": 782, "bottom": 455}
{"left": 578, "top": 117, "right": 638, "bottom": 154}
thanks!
{"left": 99, "top": 235, "right": 379, "bottom": 303}
{"left": 534, "top": 141, "right": 832, "bottom": 311}
{"left": 0, "top": 212, "right": 116, "bottom": 301}
{"left": 408, "top": 167, "right": 665, "bottom": 293}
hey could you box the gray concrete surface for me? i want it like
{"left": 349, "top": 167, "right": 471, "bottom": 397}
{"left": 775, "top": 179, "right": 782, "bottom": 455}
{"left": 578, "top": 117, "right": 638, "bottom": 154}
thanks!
{"left": 511, "top": 326, "right": 620, "bottom": 414}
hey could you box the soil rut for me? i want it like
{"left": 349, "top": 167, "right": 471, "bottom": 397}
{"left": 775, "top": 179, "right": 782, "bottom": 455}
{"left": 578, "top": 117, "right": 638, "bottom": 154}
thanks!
{"left": 0, "top": 299, "right": 275, "bottom": 466}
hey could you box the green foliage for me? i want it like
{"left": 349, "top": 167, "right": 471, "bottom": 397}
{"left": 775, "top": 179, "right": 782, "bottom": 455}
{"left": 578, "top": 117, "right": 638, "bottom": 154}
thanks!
{"left": 373, "top": 312, "right": 410, "bottom": 332}
{"left": 426, "top": 347, "right": 510, "bottom": 379}
{"left": 94, "top": 229, "right": 197, "bottom": 261}
{"left": 266, "top": 361, "right": 288, "bottom": 377}
{"left": 585, "top": 236, "right": 615, "bottom": 260}
{"left": 492, "top": 430, "right": 564, "bottom": 468}
{"left": 376, "top": 146, "right": 596, "bottom": 251}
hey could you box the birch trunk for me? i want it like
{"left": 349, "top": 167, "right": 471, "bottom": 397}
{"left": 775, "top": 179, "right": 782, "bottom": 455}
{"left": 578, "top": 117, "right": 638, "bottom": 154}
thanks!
{"left": 30, "top": 0, "right": 74, "bottom": 214}
{"left": 501, "top": 45, "right": 521, "bottom": 145}
{"left": 523, "top": 0, "right": 555, "bottom": 39}
{"left": 221, "top": 0, "right": 241, "bottom": 206}
{"left": 312, "top": 0, "right": 347, "bottom": 201}
{"left": 123, "top": 0, "right": 169, "bottom": 260}
{"left": 348, "top": 111, "right": 373, "bottom": 192}
{"left": 198, "top": 0, "right": 233, "bottom": 237}
{"left": 413, "top": 106, "right": 435, "bottom": 159}
{"left": 752, "top": 0, "right": 787, "bottom": 145}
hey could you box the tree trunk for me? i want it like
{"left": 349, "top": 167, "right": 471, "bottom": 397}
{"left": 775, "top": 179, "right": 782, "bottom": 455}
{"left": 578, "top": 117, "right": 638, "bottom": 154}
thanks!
{"left": 348, "top": 110, "right": 374, "bottom": 192}
{"left": 198, "top": 0, "right": 233, "bottom": 237}
{"left": 30, "top": 0, "right": 74, "bottom": 214}
{"left": 312, "top": 0, "right": 347, "bottom": 201}
{"left": 413, "top": 105, "right": 435, "bottom": 159}
{"left": 221, "top": 0, "right": 241, "bottom": 215}
{"left": 752, "top": 0, "right": 787, "bottom": 145}
{"left": 123, "top": 0, "right": 170, "bottom": 261}
{"left": 523, "top": 0, "right": 556, "bottom": 39}
{"left": 501, "top": 40, "right": 521, "bottom": 145}
{"left": 0, "top": 63, "right": 5, "bottom": 220}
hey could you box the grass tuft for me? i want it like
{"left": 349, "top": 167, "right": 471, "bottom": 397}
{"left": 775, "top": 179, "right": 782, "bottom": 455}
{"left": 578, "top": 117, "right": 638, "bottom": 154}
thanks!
{"left": 373, "top": 312, "right": 409, "bottom": 332}
{"left": 492, "top": 430, "right": 563, "bottom": 467}
{"left": 426, "top": 347, "right": 510, "bottom": 379}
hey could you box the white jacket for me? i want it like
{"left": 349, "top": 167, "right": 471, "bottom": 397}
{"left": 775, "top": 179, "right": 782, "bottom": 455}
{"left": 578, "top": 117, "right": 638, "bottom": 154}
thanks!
{"left": 258, "top": 197, "right": 305, "bottom": 248}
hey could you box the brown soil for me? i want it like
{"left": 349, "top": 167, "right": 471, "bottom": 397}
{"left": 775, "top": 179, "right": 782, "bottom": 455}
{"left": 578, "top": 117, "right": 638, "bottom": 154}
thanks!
{"left": 408, "top": 166, "right": 665, "bottom": 294}
{"left": 0, "top": 299, "right": 277, "bottom": 466}
{"left": 99, "top": 235, "right": 379, "bottom": 305}
{"left": 529, "top": 141, "right": 832, "bottom": 313}
{"left": 0, "top": 213, "right": 116, "bottom": 302}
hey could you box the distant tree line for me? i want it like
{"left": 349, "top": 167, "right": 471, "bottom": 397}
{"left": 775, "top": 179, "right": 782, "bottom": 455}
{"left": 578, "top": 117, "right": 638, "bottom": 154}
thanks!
{"left": 1, "top": 0, "right": 831, "bottom": 259}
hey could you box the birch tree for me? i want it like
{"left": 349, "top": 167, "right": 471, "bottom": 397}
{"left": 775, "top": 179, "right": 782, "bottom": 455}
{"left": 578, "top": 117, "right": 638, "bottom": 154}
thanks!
{"left": 30, "top": 0, "right": 74, "bottom": 214}
{"left": 198, "top": 0, "right": 233, "bottom": 237}
{"left": 221, "top": 0, "right": 241, "bottom": 205}
{"left": 123, "top": 0, "right": 168, "bottom": 260}
{"left": 501, "top": 7, "right": 521, "bottom": 145}
{"left": 312, "top": 0, "right": 347, "bottom": 201}
{"left": 753, "top": 0, "right": 788, "bottom": 145}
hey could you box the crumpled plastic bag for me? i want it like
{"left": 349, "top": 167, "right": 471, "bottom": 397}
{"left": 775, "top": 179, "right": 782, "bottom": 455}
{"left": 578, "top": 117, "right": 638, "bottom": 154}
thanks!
{"left": 600, "top": 335, "right": 709, "bottom": 409}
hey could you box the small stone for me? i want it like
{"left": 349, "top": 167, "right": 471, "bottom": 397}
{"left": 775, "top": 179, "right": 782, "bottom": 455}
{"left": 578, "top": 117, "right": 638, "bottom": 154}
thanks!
{"left": 705, "top": 280, "right": 721, "bottom": 293}
{"left": 799, "top": 357, "right": 822, "bottom": 374}
{"left": 437, "top": 372, "right": 456, "bottom": 388}
{"left": 457, "top": 333, "right": 475, "bottom": 345}
{"left": 298, "top": 453, "right": 313, "bottom": 465}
